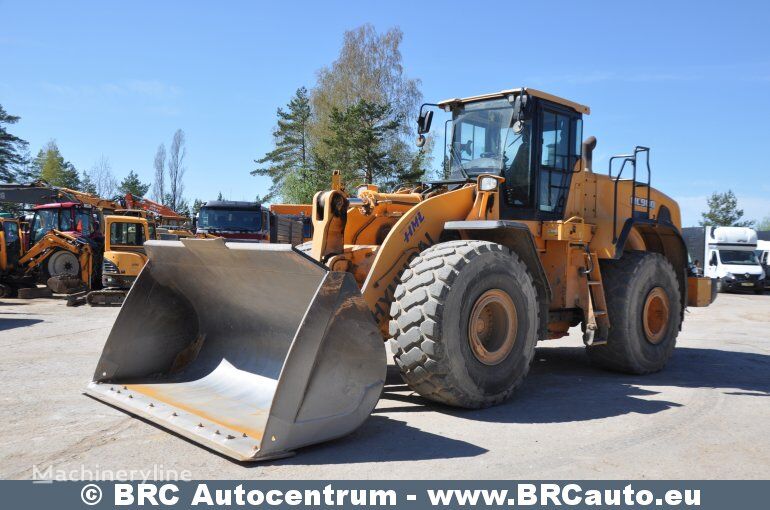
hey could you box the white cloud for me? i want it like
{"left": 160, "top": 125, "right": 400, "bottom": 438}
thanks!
{"left": 123, "top": 80, "right": 181, "bottom": 97}
{"left": 40, "top": 80, "right": 181, "bottom": 98}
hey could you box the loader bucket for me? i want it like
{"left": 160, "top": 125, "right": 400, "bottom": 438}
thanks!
{"left": 85, "top": 238, "right": 386, "bottom": 461}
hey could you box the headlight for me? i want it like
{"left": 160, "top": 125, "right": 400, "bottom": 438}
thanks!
{"left": 479, "top": 176, "right": 499, "bottom": 191}
{"left": 724, "top": 272, "right": 734, "bottom": 280}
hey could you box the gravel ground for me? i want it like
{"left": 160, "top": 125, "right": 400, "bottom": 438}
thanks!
{"left": 1, "top": 292, "right": 768, "bottom": 480}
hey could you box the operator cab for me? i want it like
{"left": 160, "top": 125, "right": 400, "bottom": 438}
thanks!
{"left": 106, "top": 216, "right": 149, "bottom": 252}
{"left": 421, "top": 88, "right": 588, "bottom": 221}
{"left": 28, "top": 203, "right": 101, "bottom": 248}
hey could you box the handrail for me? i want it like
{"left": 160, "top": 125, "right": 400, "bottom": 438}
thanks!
{"left": 610, "top": 146, "right": 652, "bottom": 243}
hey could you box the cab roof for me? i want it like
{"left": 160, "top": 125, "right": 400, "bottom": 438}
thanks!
{"left": 438, "top": 87, "right": 590, "bottom": 115}
{"left": 203, "top": 200, "right": 261, "bottom": 209}
{"left": 105, "top": 214, "right": 148, "bottom": 224}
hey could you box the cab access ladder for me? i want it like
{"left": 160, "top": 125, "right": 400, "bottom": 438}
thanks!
{"left": 578, "top": 249, "right": 610, "bottom": 346}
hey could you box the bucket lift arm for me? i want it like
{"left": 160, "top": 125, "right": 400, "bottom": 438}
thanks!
{"left": 19, "top": 230, "right": 94, "bottom": 288}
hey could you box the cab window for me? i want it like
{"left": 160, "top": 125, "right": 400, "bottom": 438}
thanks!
{"left": 538, "top": 109, "right": 582, "bottom": 216}
{"left": 110, "top": 222, "right": 146, "bottom": 246}
{"left": 59, "top": 210, "right": 74, "bottom": 231}
{"left": 502, "top": 121, "right": 533, "bottom": 208}
{"left": 32, "top": 209, "right": 58, "bottom": 243}
{"left": 3, "top": 221, "right": 20, "bottom": 244}
{"left": 75, "top": 210, "right": 92, "bottom": 235}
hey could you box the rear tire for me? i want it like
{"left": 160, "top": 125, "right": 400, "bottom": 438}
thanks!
{"left": 586, "top": 251, "right": 682, "bottom": 374}
{"left": 389, "top": 240, "right": 539, "bottom": 408}
{"left": 45, "top": 250, "right": 80, "bottom": 279}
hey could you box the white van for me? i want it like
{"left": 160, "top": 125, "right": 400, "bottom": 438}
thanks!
{"left": 682, "top": 226, "right": 765, "bottom": 293}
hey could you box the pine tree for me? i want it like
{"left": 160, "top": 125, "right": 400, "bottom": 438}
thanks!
{"left": 323, "top": 100, "right": 402, "bottom": 188}
{"left": 252, "top": 87, "right": 314, "bottom": 202}
{"left": 80, "top": 171, "right": 97, "bottom": 194}
{"left": 192, "top": 198, "right": 204, "bottom": 216}
{"left": 117, "top": 170, "right": 150, "bottom": 197}
{"left": 175, "top": 197, "right": 190, "bottom": 217}
{"left": 0, "top": 104, "right": 29, "bottom": 182}
{"left": 700, "top": 190, "right": 754, "bottom": 227}
{"left": 32, "top": 140, "right": 81, "bottom": 189}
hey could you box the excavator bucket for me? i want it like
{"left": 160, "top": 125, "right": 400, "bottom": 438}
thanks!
{"left": 85, "top": 238, "right": 386, "bottom": 461}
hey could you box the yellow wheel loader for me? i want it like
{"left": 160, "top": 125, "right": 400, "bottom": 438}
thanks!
{"left": 87, "top": 87, "right": 712, "bottom": 461}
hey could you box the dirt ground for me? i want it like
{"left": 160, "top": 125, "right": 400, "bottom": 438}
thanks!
{"left": 1, "top": 291, "right": 768, "bottom": 480}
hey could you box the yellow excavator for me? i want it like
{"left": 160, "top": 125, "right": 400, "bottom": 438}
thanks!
{"left": 88, "top": 87, "right": 713, "bottom": 461}
{"left": 82, "top": 214, "right": 151, "bottom": 306}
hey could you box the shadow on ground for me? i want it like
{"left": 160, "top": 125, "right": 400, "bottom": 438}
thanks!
{"left": 85, "top": 345, "right": 769, "bottom": 468}
{"left": 268, "top": 415, "right": 488, "bottom": 467}
{"left": 0, "top": 318, "right": 43, "bottom": 331}
{"left": 379, "top": 346, "right": 770, "bottom": 424}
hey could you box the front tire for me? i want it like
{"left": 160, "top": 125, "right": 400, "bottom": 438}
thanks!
{"left": 586, "top": 251, "right": 682, "bottom": 374}
{"left": 389, "top": 240, "right": 539, "bottom": 408}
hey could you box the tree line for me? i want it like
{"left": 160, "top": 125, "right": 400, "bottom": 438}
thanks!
{"left": 0, "top": 103, "right": 193, "bottom": 216}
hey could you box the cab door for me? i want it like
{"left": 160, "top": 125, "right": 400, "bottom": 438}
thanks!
{"left": 498, "top": 98, "right": 583, "bottom": 222}
{"left": 533, "top": 101, "right": 583, "bottom": 220}
{"left": 2, "top": 220, "right": 22, "bottom": 270}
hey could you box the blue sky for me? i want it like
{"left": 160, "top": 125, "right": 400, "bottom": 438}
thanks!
{"left": 2, "top": 0, "right": 769, "bottom": 226}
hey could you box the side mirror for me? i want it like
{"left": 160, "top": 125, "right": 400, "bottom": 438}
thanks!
{"left": 512, "top": 94, "right": 530, "bottom": 122}
{"left": 417, "top": 110, "right": 433, "bottom": 135}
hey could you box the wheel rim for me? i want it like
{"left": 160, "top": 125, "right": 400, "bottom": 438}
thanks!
{"left": 468, "top": 289, "right": 517, "bottom": 365}
{"left": 48, "top": 251, "right": 79, "bottom": 277}
{"left": 642, "top": 286, "right": 670, "bottom": 344}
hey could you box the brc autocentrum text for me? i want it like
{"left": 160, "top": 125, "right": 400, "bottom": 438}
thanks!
{"left": 114, "top": 483, "right": 701, "bottom": 507}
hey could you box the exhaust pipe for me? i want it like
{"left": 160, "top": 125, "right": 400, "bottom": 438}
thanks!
{"left": 86, "top": 238, "right": 386, "bottom": 461}
{"left": 582, "top": 136, "right": 597, "bottom": 172}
